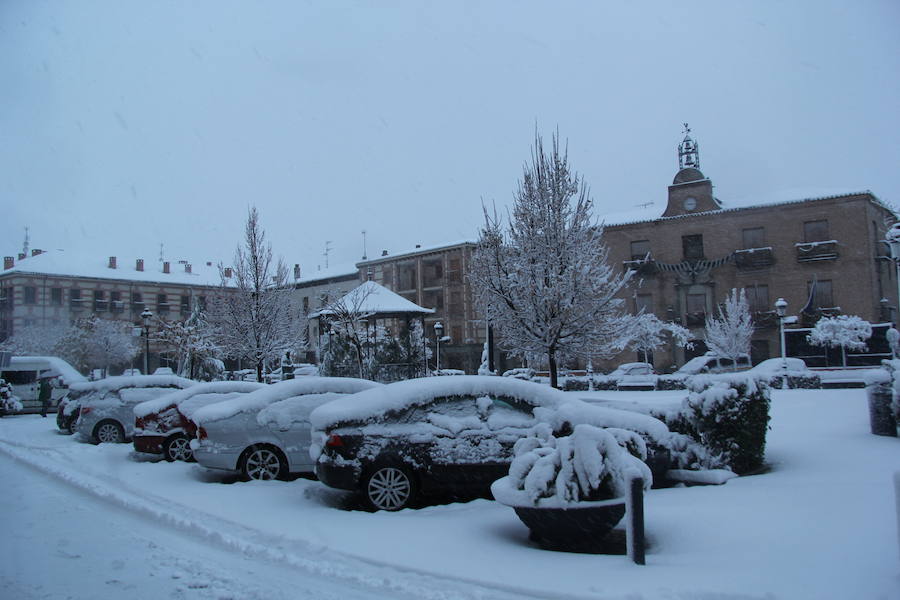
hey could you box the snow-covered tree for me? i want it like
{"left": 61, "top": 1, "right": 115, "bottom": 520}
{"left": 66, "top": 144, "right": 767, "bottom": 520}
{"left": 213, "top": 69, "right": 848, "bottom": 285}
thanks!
{"left": 704, "top": 288, "right": 753, "bottom": 369}
{"left": 469, "top": 131, "right": 633, "bottom": 388}
{"left": 0, "top": 322, "right": 67, "bottom": 356}
{"left": 52, "top": 316, "right": 138, "bottom": 375}
{"left": 0, "top": 378, "right": 23, "bottom": 416}
{"left": 626, "top": 313, "right": 693, "bottom": 364}
{"left": 208, "top": 207, "right": 300, "bottom": 382}
{"left": 478, "top": 341, "right": 495, "bottom": 375}
{"left": 319, "top": 283, "right": 376, "bottom": 378}
{"left": 807, "top": 315, "right": 872, "bottom": 367}
{"left": 152, "top": 302, "right": 221, "bottom": 379}
{"left": 887, "top": 327, "right": 900, "bottom": 359}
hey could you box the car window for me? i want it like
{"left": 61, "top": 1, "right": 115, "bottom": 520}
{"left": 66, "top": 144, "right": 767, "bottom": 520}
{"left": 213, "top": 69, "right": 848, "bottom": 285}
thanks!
{"left": 400, "top": 395, "right": 478, "bottom": 424}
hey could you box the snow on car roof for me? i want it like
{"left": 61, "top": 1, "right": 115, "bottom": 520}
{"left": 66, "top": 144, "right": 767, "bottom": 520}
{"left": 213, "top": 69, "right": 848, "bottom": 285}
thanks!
{"left": 133, "top": 380, "right": 265, "bottom": 418}
{"left": 69, "top": 374, "right": 195, "bottom": 393}
{"left": 309, "top": 375, "right": 573, "bottom": 431}
{"left": 191, "top": 377, "right": 381, "bottom": 425}
{"left": 256, "top": 392, "right": 346, "bottom": 429}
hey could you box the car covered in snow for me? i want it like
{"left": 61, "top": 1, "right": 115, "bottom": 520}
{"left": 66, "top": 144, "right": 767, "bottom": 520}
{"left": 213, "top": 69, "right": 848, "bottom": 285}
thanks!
{"left": 71, "top": 375, "right": 196, "bottom": 443}
{"left": 674, "top": 352, "right": 752, "bottom": 376}
{"left": 606, "top": 362, "right": 658, "bottom": 388}
{"left": 191, "top": 377, "right": 381, "bottom": 481}
{"left": 310, "top": 375, "right": 673, "bottom": 511}
{"left": 132, "top": 381, "right": 265, "bottom": 462}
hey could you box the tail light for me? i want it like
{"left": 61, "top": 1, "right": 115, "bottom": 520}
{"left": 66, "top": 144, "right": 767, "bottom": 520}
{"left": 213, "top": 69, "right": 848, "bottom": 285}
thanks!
{"left": 135, "top": 416, "right": 145, "bottom": 429}
{"left": 198, "top": 427, "right": 208, "bottom": 441}
{"left": 80, "top": 407, "right": 93, "bottom": 416}
{"left": 325, "top": 433, "right": 344, "bottom": 448}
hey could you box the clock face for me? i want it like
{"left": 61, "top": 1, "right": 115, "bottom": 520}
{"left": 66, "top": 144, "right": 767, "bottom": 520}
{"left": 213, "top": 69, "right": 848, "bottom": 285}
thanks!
{"left": 683, "top": 196, "right": 697, "bottom": 210}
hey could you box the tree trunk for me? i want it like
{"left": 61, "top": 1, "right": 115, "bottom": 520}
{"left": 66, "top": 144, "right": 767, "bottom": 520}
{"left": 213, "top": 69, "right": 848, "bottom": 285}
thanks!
{"left": 548, "top": 350, "right": 558, "bottom": 389}
{"left": 256, "top": 361, "right": 263, "bottom": 383}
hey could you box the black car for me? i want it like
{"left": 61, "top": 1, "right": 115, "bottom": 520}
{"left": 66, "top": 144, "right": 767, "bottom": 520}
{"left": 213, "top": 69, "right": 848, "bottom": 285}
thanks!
{"left": 309, "top": 375, "right": 676, "bottom": 511}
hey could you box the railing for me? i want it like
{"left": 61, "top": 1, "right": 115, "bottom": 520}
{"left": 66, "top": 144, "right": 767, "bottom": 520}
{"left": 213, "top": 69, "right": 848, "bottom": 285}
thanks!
{"left": 734, "top": 247, "right": 774, "bottom": 270}
{"left": 623, "top": 258, "right": 657, "bottom": 277}
{"left": 796, "top": 240, "right": 838, "bottom": 262}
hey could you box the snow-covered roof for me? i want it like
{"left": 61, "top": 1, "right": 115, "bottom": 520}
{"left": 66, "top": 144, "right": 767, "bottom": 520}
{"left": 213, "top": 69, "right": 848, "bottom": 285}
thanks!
{"left": 310, "top": 281, "right": 435, "bottom": 317}
{"left": 601, "top": 188, "right": 881, "bottom": 228}
{"left": 357, "top": 239, "right": 476, "bottom": 265}
{"left": 310, "top": 375, "right": 573, "bottom": 431}
{"left": 1, "top": 249, "right": 229, "bottom": 287}
{"left": 293, "top": 263, "right": 360, "bottom": 286}
{"left": 133, "top": 380, "right": 265, "bottom": 419}
{"left": 69, "top": 374, "right": 196, "bottom": 393}
{"left": 6, "top": 356, "right": 87, "bottom": 385}
{"left": 191, "top": 377, "right": 380, "bottom": 425}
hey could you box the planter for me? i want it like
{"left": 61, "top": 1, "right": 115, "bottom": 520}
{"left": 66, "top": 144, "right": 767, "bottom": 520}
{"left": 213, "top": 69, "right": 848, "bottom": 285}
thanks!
{"left": 866, "top": 378, "right": 898, "bottom": 437}
{"left": 513, "top": 499, "right": 626, "bottom": 553}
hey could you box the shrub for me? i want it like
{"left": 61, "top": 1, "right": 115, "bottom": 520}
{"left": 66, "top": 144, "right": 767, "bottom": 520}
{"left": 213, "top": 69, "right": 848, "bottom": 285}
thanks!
{"left": 561, "top": 377, "right": 589, "bottom": 391}
{"left": 656, "top": 375, "right": 687, "bottom": 391}
{"left": 502, "top": 367, "right": 536, "bottom": 381}
{"left": 0, "top": 378, "right": 23, "bottom": 416}
{"left": 664, "top": 374, "right": 771, "bottom": 475}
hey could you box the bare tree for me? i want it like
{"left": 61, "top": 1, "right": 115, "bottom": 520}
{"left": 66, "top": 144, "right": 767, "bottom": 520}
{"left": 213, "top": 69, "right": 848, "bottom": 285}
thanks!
{"left": 469, "top": 130, "right": 634, "bottom": 388}
{"left": 704, "top": 288, "right": 754, "bottom": 368}
{"left": 208, "top": 207, "right": 299, "bottom": 382}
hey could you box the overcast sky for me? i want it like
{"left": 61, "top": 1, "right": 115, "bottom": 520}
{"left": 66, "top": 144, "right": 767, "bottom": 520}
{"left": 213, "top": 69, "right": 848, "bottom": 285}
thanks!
{"left": 2, "top": 1, "right": 899, "bottom": 275}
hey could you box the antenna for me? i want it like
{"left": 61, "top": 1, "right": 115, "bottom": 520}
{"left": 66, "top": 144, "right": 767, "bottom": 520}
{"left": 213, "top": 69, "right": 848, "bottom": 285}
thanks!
{"left": 635, "top": 201, "right": 654, "bottom": 209}
{"left": 23, "top": 226, "right": 30, "bottom": 256}
{"left": 323, "top": 241, "right": 332, "bottom": 269}
{"left": 361, "top": 230, "right": 368, "bottom": 260}
{"left": 159, "top": 243, "right": 165, "bottom": 263}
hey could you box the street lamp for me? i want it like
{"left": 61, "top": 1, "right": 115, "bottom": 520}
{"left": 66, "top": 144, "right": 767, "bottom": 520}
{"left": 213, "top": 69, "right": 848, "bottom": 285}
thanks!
{"left": 140, "top": 308, "right": 153, "bottom": 376}
{"left": 434, "top": 322, "right": 444, "bottom": 374}
{"left": 886, "top": 223, "right": 900, "bottom": 322}
{"left": 774, "top": 298, "right": 788, "bottom": 373}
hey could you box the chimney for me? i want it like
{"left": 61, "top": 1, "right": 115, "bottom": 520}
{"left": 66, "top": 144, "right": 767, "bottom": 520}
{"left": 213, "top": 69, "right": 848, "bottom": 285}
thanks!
{"left": 32, "top": 249, "right": 43, "bottom": 256}
{"left": 293, "top": 264, "right": 301, "bottom": 280}
{"left": 3, "top": 257, "right": 13, "bottom": 270}
{"left": 17, "top": 253, "right": 25, "bottom": 260}
{"left": 224, "top": 267, "right": 233, "bottom": 278}
{"left": 381, "top": 250, "right": 388, "bottom": 257}
{"left": 163, "top": 261, "right": 170, "bottom": 274}
{"left": 206, "top": 261, "right": 212, "bottom": 266}
{"left": 108, "top": 256, "right": 117, "bottom": 269}
{"left": 136, "top": 258, "right": 144, "bottom": 272}
{"left": 415, "top": 244, "right": 421, "bottom": 249}
{"left": 184, "top": 263, "right": 192, "bottom": 274}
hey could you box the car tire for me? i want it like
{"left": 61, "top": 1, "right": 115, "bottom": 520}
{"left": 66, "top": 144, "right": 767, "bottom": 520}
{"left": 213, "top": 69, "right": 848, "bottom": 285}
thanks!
{"left": 163, "top": 433, "right": 194, "bottom": 462}
{"left": 94, "top": 420, "right": 125, "bottom": 444}
{"left": 362, "top": 463, "right": 417, "bottom": 511}
{"left": 240, "top": 446, "right": 287, "bottom": 481}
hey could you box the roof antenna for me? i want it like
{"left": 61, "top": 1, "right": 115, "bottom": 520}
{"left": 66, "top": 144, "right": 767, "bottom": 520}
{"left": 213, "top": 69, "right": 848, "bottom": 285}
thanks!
{"left": 361, "top": 230, "right": 368, "bottom": 260}
{"left": 323, "top": 241, "right": 332, "bottom": 269}
{"left": 159, "top": 243, "right": 165, "bottom": 263}
{"left": 22, "top": 226, "right": 30, "bottom": 257}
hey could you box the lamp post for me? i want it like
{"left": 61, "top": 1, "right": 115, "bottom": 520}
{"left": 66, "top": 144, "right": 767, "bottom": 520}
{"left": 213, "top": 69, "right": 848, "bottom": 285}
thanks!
{"left": 140, "top": 308, "right": 153, "bottom": 375}
{"left": 434, "top": 322, "right": 444, "bottom": 374}
{"left": 887, "top": 224, "right": 900, "bottom": 322}
{"left": 774, "top": 298, "right": 788, "bottom": 372}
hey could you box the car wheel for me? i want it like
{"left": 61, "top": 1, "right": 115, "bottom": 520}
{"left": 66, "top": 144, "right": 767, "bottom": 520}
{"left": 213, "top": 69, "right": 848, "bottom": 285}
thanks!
{"left": 94, "top": 421, "right": 125, "bottom": 444}
{"left": 240, "top": 446, "right": 286, "bottom": 481}
{"left": 163, "top": 434, "right": 194, "bottom": 462}
{"left": 363, "top": 464, "right": 417, "bottom": 511}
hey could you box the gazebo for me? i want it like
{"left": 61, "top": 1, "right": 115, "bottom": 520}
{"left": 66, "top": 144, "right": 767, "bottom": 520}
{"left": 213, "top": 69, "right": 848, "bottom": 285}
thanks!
{"left": 310, "top": 281, "right": 435, "bottom": 380}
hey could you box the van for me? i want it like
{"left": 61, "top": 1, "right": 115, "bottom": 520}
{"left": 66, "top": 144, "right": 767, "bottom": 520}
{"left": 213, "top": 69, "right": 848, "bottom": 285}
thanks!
{"left": 0, "top": 356, "right": 87, "bottom": 412}
{"left": 675, "top": 352, "right": 752, "bottom": 376}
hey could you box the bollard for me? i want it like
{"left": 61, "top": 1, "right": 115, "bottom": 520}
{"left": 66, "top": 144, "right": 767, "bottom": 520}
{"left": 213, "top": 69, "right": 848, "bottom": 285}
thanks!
{"left": 626, "top": 476, "right": 646, "bottom": 565}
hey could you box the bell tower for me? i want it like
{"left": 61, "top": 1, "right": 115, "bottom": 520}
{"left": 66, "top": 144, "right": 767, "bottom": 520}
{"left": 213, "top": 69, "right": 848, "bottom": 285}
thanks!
{"left": 663, "top": 123, "right": 719, "bottom": 217}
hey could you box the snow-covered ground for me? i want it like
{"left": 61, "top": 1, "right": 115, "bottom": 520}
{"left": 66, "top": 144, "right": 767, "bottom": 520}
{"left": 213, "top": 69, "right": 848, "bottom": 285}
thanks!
{"left": 1, "top": 388, "right": 898, "bottom": 599}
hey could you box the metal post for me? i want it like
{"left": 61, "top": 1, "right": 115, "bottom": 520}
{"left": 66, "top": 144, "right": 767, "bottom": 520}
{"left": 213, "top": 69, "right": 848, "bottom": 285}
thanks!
{"left": 627, "top": 476, "right": 645, "bottom": 565}
{"left": 143, "top": 326, "right": 150, "bottom": 375}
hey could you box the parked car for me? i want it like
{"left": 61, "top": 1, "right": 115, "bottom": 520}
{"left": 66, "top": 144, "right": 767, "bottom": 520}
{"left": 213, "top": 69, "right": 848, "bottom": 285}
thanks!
{"left": 133, "top": 381, "right": 265, "bottom": 461}
{"left": 71, "top": 375, "right": 195, "bottom": 443}
{"left": 606, "top": 362, "right": 658, "bottom": 388}
{"left": 57, "top": 387, "right": 89, "bottom": 434}
{"left": 1, "top": 356, "right": 86, "bottom": 413}
{"left": 191, "top": 377, "right": 380, "bottom": 481}
{"left": 311, "top": 375, "right": 671, "bottom": 511}
{"left": 675, "top": 353, "right": 752, "bottom": 376}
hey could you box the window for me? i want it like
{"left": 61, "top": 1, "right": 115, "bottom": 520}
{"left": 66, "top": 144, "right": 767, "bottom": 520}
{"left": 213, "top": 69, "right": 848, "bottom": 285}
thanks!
{"left": 50, "top": 287, "right": 62, "bottom": 306}
{"left": 808, "top": 279, "right": 834, "bottom": 308}
{"left": 157, "top": 293, "right": 169, "bottom": 314}
{"left": 197, "top": 296, "right": 207, "bottom": 311}
{"left": 803, "top": 220, "right": 830, "bottom": 243}
{"left": 682, "top": 235, "right": 704, "bottom": 260}
{"left": 447, "top": 256, "right": 462, "bottom": 284}
{"left": 132, "top": 292, "right": 144, "bottom": 308}
{"left": 422, "top": 257, "right": 443, "bottom": 288}
{"left": 422, "top": 289, "right": 443, "bottom": 310}
{"left": 180, "top": 295, "right": 191, "bottom": 315}
{"left": 742, "top": 227, "right": 766, "bottom": 249}
{"left": 24, "top": 286, "right": 37, "bottom": 304}
{"left": 744, "top": 284, "right": 769, "bottom": 313}
{"left": 93, "top": 290, "right": 107, "bottom": 311}
{"left": 630, "top": 240, "right": 651, "bottom": 261}
{"left": 302, "top": 296, "right": 309, "bottom": 314}
{"left": 686, "top": 293, "right": 707, "bottom": 325}
{"left": 449, "top": 291, "right": 463, "bottom": 315}
{"left": 398, "top": 261, "right": 417, "bottom": 290}
{"left": 69, "top": 289, "right": 83, "bottom": 307}
{"left": 635, "top": 293, "right": 653, "bottom": 314}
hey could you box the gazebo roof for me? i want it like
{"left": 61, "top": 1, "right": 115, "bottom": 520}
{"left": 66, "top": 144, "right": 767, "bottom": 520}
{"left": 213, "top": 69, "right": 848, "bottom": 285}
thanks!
{"left": 310, "top": 281, "right": 435, "bottom": 318}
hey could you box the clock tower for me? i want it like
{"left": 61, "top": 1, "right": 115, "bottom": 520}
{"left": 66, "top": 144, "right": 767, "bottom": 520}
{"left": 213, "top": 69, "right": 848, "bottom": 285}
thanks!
{"left": 662, "top": 124, "right": 720, "bottom": 217}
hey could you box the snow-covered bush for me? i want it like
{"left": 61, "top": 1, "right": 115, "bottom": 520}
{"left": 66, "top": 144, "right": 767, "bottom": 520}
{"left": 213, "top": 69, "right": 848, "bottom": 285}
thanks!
{"left": 664, "top": 374, "right": 771, "bottom": 475}
{"left": 881, "top": 359, "right": 900, "bottom": 422}
{"left": 807, "top": 315, "right": 872, "bottom": 368}
{"left": 0, "top": 378, "right": 24, "bottom": 415}
{"left": 493, "top": 424, "right": 651, "bottom": 507}
{"left": 502, "top": 367, "right": 536, "bottom": 381}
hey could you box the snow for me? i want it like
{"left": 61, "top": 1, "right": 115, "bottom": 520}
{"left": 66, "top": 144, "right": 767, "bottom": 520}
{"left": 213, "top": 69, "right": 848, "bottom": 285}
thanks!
{"left": 666, "top": 468, "right": 738, "bottom": 485}
{"left": 310, "top": 280, "right": 434, "bottom": 317}
{"left": 0, "top": 387, "right": 897, "bottom": 598}
{"left": 256, "top": 392, "right": 345, "bottom": 429}
{"left": 133, "top": 380, "right": 264, "bottom": 419}
{"left": 191, "top": 377, "right": 380, "bottom": 426}
{"left": 1, "top": 249, "right": 228, "bottom": 287}
{"left": 310, "top": 376, "right": 572, "bottom": 431}
{"left": 69, "top": 374, "right": 195, "bottom": 393}
{"left": 6, "top": 355, "right": 87, "bottom": 385}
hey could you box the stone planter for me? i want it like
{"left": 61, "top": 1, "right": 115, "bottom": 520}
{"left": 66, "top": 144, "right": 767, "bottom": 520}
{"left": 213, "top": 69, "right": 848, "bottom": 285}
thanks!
{"left": 512, "top": 498, "right": 626, "bottom": 553}
{"left": 865, "top": 377, "right": 897, "bottom": 437}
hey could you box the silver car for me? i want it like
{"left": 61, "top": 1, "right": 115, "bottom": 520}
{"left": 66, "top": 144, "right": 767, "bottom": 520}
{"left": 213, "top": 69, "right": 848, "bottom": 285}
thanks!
{"left": 72, "top": 375, "right": 195, "bottom": 444}
{"left": 191, "top": 377, "right": 380, "bottom": 481}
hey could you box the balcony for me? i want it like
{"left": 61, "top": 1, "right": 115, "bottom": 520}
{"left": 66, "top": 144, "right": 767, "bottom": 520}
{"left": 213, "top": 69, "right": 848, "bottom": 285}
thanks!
{"left": 69, "top": 298, "right": 86, "bottom": 311}
{"left": 753, "top": 310, "right": 778, "bottom": 329}
{"left": 623, "top": 258, "right": 657, "bottom": 277}
{"left": 93, "top": 300, "right": 109, "bottom": 312}
{"left": 734, "top": 247, "right": 774, "bottom": 270}
{"left": 111, "top": 301, "right": 126, "bottom": 313}
{"left": 156, "top": 303, "right": 170, "bottom": 315}
{"left": 130, "top": 302, "right": 145, "bottom": 313}
{"left": 795, "top": 240, "right": 838, "bottom": 262}
{"left": 685, "top": 311, "right": 707, "bottom": 327}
